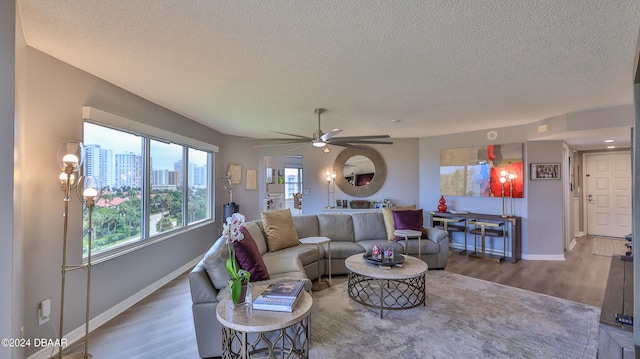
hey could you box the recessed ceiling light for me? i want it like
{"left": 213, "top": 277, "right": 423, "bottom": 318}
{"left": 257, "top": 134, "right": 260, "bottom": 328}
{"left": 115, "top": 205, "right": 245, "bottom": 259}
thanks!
{"left": 607, "top": 145, "right": 616, "bottom": 149}
{"left": 604, "top": 139, "right": 614, "bottom": 143}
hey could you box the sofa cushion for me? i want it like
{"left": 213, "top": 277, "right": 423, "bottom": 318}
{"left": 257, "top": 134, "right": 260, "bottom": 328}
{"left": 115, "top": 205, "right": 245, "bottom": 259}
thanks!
{"left": 261, "top": 209, "right": 300, "bottom": 252}
{"left": 263, "top": 244, "right": 320, "bottom": 268}
{"left": 292, "top": 215, "right": 320, "bottom": 238}
{"left": 202, "top": 236, "right": 231, "bottom": 290}
{"left": 245, "top": 221, "right": 268, "bottom": 254}
{"left": 327, "top": 241, "right": 366, "bottom": 259}
{"left": 233, "top": 227, "right": 270, "bottom": 281}
{"left": 352, "top": 212, "right": 388, "bottom": 242}
{"left": 318, "top": 214, "right": 355, "bottom": 242}
{"left": 382, "top": 205, "right": 417, "bottom": 240}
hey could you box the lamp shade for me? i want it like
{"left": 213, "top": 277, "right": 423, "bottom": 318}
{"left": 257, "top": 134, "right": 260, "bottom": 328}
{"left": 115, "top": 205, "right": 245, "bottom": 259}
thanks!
{"left": 83, "top": 176, "right": 102, "bottom": 201}
{"left": 57, "top": 140, "right": 84, "bottom": 171}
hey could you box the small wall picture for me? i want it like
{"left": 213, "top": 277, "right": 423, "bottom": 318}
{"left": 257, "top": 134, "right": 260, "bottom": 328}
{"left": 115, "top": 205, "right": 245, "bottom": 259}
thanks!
{"left": 530, "top": 163, "right": 560, "bottom": 180}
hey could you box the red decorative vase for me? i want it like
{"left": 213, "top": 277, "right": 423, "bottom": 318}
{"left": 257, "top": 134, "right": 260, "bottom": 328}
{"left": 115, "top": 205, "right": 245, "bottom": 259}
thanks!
{"left": 437, "top": 196, "right": 447, "bottom": 213}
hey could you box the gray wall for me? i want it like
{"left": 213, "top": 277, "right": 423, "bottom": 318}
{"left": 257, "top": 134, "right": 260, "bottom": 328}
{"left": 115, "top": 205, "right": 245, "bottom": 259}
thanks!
{"left": 1, "top": 1, "right": 17, "bottom": 359}
{"left": 16, "top": 40, "right": 224, "bottom": 357}
{"left": 526, "top": 141, "right": 565, "bottom": 256}
{"left": 219, "top": 137, "right": 420, "bottom": 225}
{"left": 418, "top": 126, "right": 535, "bottom": 255}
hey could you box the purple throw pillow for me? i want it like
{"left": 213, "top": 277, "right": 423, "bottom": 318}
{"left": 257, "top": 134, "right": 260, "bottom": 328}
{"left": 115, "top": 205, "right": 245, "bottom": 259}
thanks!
{"left": 233, "top": 227, "right": 270, "bottom": 281}
{"left": 392, "top": 209, "right": 424, "bottom": 241}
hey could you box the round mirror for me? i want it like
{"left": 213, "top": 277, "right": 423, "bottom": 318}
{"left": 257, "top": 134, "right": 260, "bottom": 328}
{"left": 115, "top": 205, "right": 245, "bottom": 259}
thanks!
{"left": 343, "top": 155, "right": 375, "bottom": 186}
{"left": 334, "top": 146, "right": 386, "bottom": 197}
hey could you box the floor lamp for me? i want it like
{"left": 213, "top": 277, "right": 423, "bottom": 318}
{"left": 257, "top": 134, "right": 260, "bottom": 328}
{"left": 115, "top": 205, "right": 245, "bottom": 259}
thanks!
{"left": 56, "top": 141, "right": 95, "bottom": 359}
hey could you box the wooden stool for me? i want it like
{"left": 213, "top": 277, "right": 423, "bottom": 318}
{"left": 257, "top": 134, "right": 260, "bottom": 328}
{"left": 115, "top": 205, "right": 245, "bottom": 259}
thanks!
{"left": 468, "top": 220, "right": 506, "bottom": 262}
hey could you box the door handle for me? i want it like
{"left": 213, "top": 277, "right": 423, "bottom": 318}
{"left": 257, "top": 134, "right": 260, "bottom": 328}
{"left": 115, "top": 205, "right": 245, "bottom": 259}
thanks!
{"left": 587, "top": 194, "right": 593, "bottom": 203}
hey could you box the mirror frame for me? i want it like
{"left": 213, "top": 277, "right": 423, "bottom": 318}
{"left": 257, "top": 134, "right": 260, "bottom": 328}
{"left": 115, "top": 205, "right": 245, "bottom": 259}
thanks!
{"left": 334, "top": 146, "right": 386, "bottom": 197}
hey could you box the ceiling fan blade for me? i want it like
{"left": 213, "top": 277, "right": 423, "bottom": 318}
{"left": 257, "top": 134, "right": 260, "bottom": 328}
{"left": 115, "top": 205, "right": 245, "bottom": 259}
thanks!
{"left": 330, "top": 142, "right": 366, "bottom": 149}
{"left": 272, "top": 131, "right": 313, "bottom": 140}
{"left": 320, "top": 128, "right": 343, "bottom": 142}
{"left": 286, "top": 144, "right": 311, "bottom": 152}
{"left": 329, "top": 134, "right": 391, "bottom": 140}
{"left": 331, "top": 140, "right": 394, "bottom": 145}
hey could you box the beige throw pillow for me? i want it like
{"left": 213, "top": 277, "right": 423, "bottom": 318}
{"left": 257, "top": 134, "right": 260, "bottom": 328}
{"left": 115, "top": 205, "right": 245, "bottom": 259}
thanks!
{"left": 382, "top": 205, "right": 418, "bottom": 240}
{"left": 261, "top": 209, "right": 300, "bottom": 252}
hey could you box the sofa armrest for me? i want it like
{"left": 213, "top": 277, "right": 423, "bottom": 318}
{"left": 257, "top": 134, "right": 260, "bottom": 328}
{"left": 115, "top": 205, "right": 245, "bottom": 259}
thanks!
{"left": 423, "top": 227, "right": 448, "bottom": 245}
{"left": 189, "top": 260, "right": 220, "bottom": 304}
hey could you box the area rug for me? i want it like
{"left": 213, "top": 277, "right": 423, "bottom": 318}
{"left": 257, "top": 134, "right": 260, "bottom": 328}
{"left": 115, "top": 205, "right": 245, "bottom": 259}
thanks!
{"left": 591, "top": 237, "right": 628, "bottom": 257}
{"left": 309, "top": 271, "right": 599, "bottom": 359}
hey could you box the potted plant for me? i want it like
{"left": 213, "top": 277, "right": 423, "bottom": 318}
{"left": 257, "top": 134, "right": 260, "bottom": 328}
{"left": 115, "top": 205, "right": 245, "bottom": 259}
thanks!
{"left": 222, "top": 212, "right": 251, "bottom": 304}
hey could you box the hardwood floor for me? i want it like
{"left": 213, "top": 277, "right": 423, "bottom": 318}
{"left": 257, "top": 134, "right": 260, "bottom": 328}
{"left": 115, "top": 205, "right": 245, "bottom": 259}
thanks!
{"left": 446, "top": 235, "right": 612, "bottom": 307}
{"left": 66, "top": 235, "right": 612, "bottom": 358}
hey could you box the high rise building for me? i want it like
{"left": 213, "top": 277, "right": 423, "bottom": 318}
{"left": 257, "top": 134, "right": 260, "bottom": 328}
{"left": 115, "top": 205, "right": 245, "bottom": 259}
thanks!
{"left": 116, "top": 152, "right": 142, "bottom": 189}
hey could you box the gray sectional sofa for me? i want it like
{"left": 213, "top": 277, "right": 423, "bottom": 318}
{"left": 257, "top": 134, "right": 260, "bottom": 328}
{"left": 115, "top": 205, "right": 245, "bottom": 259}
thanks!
{"left": 189, "top": 211, "right": 449, "bottom": 358}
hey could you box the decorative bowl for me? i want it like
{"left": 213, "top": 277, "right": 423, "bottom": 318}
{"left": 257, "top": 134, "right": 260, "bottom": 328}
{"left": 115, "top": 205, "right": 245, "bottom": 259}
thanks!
{"left": 350, "top": 200, "right": 371, "bottom": 209}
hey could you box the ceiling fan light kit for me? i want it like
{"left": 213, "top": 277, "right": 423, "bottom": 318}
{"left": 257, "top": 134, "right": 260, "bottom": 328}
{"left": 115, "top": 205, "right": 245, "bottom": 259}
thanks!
{"left": 254, "top": 108, "right": 394, "bottom": 153}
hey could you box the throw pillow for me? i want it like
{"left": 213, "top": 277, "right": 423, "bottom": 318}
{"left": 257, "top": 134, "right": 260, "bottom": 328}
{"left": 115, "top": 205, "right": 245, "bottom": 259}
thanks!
{"left": 392, "top": 209, "right": 424, "bottom": 230}
{"left": 382, "top": 205, "right": 417, "bottom": 240}
{"left": 392, "top": 209, "right": 424, "bottom": 241}
{"left": 233, "top": 227, "right": 270, "bottom": 281}
{"left": 261, "top": 209, "right": 300, "bottom": 252}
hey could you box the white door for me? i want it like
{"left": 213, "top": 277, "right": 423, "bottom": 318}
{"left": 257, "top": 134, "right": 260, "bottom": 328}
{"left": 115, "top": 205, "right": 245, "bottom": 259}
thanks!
{"left": 585, "top": 152, "right": 632, "bottom": 238}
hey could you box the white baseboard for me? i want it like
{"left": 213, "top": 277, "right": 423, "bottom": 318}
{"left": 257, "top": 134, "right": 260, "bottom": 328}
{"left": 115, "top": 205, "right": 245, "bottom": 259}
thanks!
{"left": 522, "top": 254, "right": 566, "bottom": 261}
{"left": 568, "top": 238, "right": 578, "bottom": 251}
{"left": 27, "top": 255, "right": 203, "bottom": 359}
{"left": 450, "top": 243, "right": 566, "bottom": 261}
{"left": 575, "top": 232, "right": 585, "bottom": 237}
{"left": 449, "top": 243, "right": 512, "bottom": 258}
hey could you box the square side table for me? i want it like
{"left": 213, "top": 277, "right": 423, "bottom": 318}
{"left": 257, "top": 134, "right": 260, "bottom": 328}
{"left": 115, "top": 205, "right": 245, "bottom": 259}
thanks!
{"left": 394, "top": 229, "right": 423, "bottom": 257}
{"left": 299, "top": 236, "right": 331, "bottom": 286}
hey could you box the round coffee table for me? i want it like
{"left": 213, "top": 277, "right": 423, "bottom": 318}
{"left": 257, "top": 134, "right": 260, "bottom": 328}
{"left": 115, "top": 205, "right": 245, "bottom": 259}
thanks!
{"left": 345, "top": 253, "right": 428, "bottom": 318}
{"left": 216, "top": 285, "right": 312, "bottom": 358}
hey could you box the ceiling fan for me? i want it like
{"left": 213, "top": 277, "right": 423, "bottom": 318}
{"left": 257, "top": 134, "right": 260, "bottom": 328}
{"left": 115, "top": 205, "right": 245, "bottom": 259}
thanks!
{"left": 254, "top": 108, "right": 393, "bottom": 153}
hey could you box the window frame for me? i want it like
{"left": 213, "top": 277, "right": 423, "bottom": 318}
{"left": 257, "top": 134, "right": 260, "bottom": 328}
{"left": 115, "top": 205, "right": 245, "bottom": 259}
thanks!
{"left": 82, "top": 106, "right": 218, "bottom": 262}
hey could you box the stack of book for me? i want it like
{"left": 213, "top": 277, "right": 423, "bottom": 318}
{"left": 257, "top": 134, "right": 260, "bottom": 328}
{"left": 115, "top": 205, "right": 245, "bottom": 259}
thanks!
{"left": 252, "top": 281, "right": 305, "bottom": 312}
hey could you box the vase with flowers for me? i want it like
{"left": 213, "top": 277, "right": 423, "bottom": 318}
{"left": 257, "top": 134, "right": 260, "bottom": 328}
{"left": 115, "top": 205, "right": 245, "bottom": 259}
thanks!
{"left": 222, "top": 212, "right": 251, "bottom": 305}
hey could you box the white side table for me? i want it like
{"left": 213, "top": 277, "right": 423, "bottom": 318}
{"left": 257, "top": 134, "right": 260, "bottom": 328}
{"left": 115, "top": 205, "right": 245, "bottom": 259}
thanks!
{"left": 394, "top": 229, "right": 423, "bottom": 257}
{"left": 299, "top": 236, "right": 331, "bottom": 286}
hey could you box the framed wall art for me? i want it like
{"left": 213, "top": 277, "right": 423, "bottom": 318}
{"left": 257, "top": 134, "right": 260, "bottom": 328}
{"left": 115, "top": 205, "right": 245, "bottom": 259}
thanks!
{"left": 530, "top": 163, "right": 560, "bottom": 180}
{"left": 439, "top": 143, "right": 524, "bottom": 198}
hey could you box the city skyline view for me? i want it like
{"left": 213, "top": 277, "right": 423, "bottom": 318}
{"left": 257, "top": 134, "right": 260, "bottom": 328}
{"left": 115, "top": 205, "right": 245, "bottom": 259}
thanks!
{"left": 84, "top": 123, "right": 208, "bottom": 190}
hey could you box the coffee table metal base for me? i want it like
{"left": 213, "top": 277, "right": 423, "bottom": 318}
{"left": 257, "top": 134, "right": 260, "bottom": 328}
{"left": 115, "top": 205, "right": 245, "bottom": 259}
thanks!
{"left": 221, "top": 315, "right": 310, "bottom": 359}
{"left": 347, "top": 271, "right": 426, "bottom": 318}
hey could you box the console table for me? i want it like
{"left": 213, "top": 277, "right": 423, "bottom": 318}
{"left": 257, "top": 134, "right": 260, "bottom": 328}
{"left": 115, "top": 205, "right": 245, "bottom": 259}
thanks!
{"left": 429, "top": 211, "right": 522, "bottom": 263}
{"left": 598, "top": 257, "right": 633, "bottom": 358}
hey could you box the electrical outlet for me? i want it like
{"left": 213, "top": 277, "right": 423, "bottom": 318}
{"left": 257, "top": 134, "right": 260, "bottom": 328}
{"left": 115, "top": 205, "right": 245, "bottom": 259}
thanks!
{"left": 38, "top": 299, "right": 50, "bottom": 326}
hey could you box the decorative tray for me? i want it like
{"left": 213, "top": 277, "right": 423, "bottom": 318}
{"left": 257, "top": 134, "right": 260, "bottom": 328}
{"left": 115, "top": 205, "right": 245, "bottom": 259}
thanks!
{"left": 363, "top": 253, "right": 405, "bottom": 266}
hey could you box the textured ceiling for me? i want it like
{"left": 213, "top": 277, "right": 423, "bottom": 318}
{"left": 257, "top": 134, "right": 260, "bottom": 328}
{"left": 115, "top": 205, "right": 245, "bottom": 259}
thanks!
{"left": 16, "top": 1, "right": 640, "bottom": 149}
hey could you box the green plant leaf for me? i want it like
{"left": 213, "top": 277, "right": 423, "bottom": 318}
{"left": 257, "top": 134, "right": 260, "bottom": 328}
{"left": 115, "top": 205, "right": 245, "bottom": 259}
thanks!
{"left": 230, "top": 279, "right": 241, "bottom": 304}
{"left": 225, "top": 258, "right": 238, "bottom": 280}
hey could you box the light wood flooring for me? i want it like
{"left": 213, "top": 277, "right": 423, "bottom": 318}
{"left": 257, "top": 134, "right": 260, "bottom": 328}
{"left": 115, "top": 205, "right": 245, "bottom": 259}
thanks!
{"left": 66, "top": 235, "right": 613, "bottom": 358}
{"left": 446, "top": 235, "right": 612, "bottom": 307}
